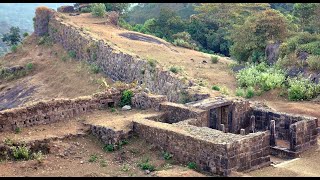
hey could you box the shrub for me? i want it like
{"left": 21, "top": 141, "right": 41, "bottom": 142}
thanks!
{"left": 169, "top": 66, "right": 182, "bottom": 74}
{"left": 12, "top": 145, "right": 30, "bottom": 160}
{"left": 212, "top": 85, "right": 220, "bottom": 91}
{"left": 89, "top": 154, "right": 98, "bottom": 162}
{"left": 211, "top": 56, "right": 219, "bottom": 64}
{"left": 287, "top": 77, "right": 320, "bottom": 101}
{"left": 81, "top": 6, "right": 92, "bottom": 13}
{"left": 236, "top": 62, "right": 285, "bottom": 92}
{"left": 173, "top": 38, "right": 197, "bottom": 49}
{"left": 32, "top": 151, "right": 44, "bottom": 163}
{"left": 11, "top": 45, "right": 18, "bottom": 53}
{"left": 68, "top": 51, "right": 76, "bottom": 58}
{"left": 119, "top": 90, "right": 134, "bottom": 107}
{"left": 91, "top": 3, "right": 106, "bottom": 17}
{"left": 187, "top": 162, "right": 197, "bottom": 169}
{"left": 307, "top": 55, "right": 320, "bottom": 71}
{"left": 297, "top": 41, "right": 320, "bottom": 55}
{"left": 23, "top": 32, "right": 29, "bottom": 38}
{"left": 220, "top": 86, "right": 230, "bottom": 95}
{"left": 235, "top": 88, "right": 245, "bottom": 97}
{"left": 26, "top": 63, "right": 34, "bottom": 71}
{"left": 245, "top": 87, "right": 255, "bottom": 98}
{"left": 15, "top": 127, "right": 21, "bottom": 134}
{"left": 100, "top": 160, "right": 107, "bottom": 167}
{"left": 37, "top": 35, "right": 53, "bottom": 46}
{"left": 162, "top": 152, "right": 173, "bottom": 160}
{"left": 147, "top": 58, "right": 157, "bottom": 68}
{"left": 138, "top": 158, "right": 155, "bottom": 171}
{"left": 103, "top": 144, "right": 114, "bottom": 152}
{"left": 90, "top": 64, "right": 101, "bottom": 74}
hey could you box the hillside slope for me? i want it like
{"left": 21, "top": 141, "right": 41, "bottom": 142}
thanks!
{"left": 0, "top": 34, "right": 112, "bottom": 110}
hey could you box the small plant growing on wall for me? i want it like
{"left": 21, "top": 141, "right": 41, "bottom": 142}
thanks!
{"left": 187, "top": 162, "right": 197, "bottom": 169}
{"left": 119, "top": 90, "right": 134, "bottom": 107}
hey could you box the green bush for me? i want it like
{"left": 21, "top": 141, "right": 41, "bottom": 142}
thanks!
{"left": 235, "top": 88, "right": 245, "bottom": 97}
{"left": 11, "top": 45, "right": 18, "bottom": 53}
{"left": 212, "top": 85, "right": 220, "bottom": 91}
{"left": 173, "top": 38, "right": 197, "bottom": 49}
{"left": 23, "top": 32, "right": 29, "bottom": 38}
{"left": 287, "top": 77, "right": 320, "bottom": 101}
{"left": 103, "top": 144, "right": 114, "bottom": 152}
{"left": 297, "top": 41, "right": 320, "bottom": 55}
{"left": 138, "top": 158, "right": 155, "bottom": 171}
{"left": 15, "top": 127, "right": 21, "bottom": 134}
{"left": 307, "top": 55, "right": 320, "bottom": 71}
{"left": 68, "top": 51, "right": 76, "bottom": 58}
{"left": 90, "top": 64, "right": 101, "bottom": 74}
{"left": 81, "top": 6, "right": 92, "bottom": 13}
{"left": 211, "top": 56, "right": 219, "bottom": 64}
{"left": 119, "top": 90, "right": 134, "bottom": 107}
{"left": 236, "top": 62, "right": 285, "bottom": 91}
{"left": 26, "top": 63, "right": 34, "bottom": 71}
{"left": 162, "top": 152, "right": 173, "bottom": 160}
{"left": 91, "top": 3, "right": 106, "bottom": 17}
{"left": 147, "top": 58, "right": 157, "bottom": 68}
{"left": 12, "top": 145, "right": 30, "bottom": 160}
{"left": 187, "top": 162, "right": 197, "bottom": 169}
{"left": 245, "top": 86, "right": 255, "bottom": 98}
{"left": 37, "top": 35, "right": 53, "bottom": 46}
{"left": 89, "top": 154, "right": 98, "bottom": 162}
{"left": 169, "top": 66, "right": 182, "bottom": 74}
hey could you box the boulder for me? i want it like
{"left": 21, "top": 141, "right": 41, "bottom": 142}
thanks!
{"left": 57, "top": 6, "right": 75, "bottom": 13}
{"left": 122, "top": 105, "right": 131, "bottom": 111}
{"left": 265, "top": 41, "right": 281, "bottom": 65}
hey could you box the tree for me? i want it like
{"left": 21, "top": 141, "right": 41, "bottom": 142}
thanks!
{"left": 293, "top": 3, "right": 316, "bottom": 32}
{"left": 230, "top": 9, "right": 289, "bottom": 63}
{"left": 104, "top": 3, "right": 130, "bottom": 15}
{"left": 91, "top": 3, "right": 106, "bottom": 17}
{"left": 2, "top": 26, "right": 21, "bottom": 46}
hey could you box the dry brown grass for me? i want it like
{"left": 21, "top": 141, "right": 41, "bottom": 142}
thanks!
{"left": 0, "top": 34, "right": 113, "bottom": 107}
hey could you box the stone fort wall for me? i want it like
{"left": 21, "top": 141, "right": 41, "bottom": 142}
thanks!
{"left": 34, "top": 7, "right": 208, "bottom": 103}
{"left": 0, "top": 89, "right": 121, "bottom": 133}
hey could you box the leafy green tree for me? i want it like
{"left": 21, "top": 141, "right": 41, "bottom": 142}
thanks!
{"left": 230, "top": 9, "right": 289, "bottom": 63}
{"left": 2, "top": 26, "right": 21, "bottom": 46}
{"left": 293, "top": 3, "right": 316, "bottom": 32}
{"left": 104, "top": 3, "right": 130, "bottom": 15}
{"left": 91, "top": 3, "right": 106, "bottom": 17}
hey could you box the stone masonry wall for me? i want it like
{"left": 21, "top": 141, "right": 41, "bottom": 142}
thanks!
{"left": 133, "top": 119, "right": 270, "bottom": 176}
{"left": 252, "top": 105, "right": 318, "bottom": 152}
{"left": 131, "top": 92, "right": 167, "bottom": 111}
{"left": 34, "top": 8, "right": 208, "bottom": 103}
{"left": 0, "top": 89, "right": 121, "bottom": 133}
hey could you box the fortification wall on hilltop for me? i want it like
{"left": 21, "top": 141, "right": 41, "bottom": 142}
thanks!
{"left": 33, "top": 8, "right": 209, "bottom": 103}
{"left": 0, "top": 89, "right": 121, "bottom": 133}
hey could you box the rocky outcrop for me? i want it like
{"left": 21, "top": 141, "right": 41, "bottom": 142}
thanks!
{"left": 265, "top": 41, "right": 281, "bottom": 65}
{"left": 57, "top": 6, "right": 75, "bottom": 13}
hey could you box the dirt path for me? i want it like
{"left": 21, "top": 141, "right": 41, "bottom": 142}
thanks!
{"left": 246, "top": 138, "right": 320, "bottom": 177}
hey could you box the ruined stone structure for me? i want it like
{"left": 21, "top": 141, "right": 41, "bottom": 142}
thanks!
{"left": 0, "top": 6, "right": 318, "bottom": 177}
{"left": 0, "top": 88, "right": 121, "bottom": 132}
{"left": 33, "top": 7, "right": 208, "bottom": 103}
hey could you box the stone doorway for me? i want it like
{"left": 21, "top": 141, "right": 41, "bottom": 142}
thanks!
{"left": 209, "top": 105, "right": 232, "bottom": 132}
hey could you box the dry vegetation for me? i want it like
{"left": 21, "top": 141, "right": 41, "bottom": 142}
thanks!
{"left": 0, "top": 34, "right": 113, "bottom": 108}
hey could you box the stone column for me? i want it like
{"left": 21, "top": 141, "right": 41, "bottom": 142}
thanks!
{"left": 270, "top": 120, "right": 276, "bottom": 146}
{"left": 240, "top": 129, "right": 245, "bottom": 135}
{"left": 250, "top": 115, "right": 256, "bottom": 133}
{"left": 221, "top": 124, "right": 225, "bottom": 133}
{"left": 289, "top": 124, "right": 296, "bottom": 151}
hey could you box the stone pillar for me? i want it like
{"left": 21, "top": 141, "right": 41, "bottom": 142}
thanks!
{"left": 250, "top": 115, "right": 256, "bottom": 133}
{"left": 289, "top": 124, "right": 296, "bottom": 151}
{"left": 34, "top": 7, "right": 54, "bottom": 36}
{"left": 240, "top": 129, "right": 245, "bottom": 135}
{"left": 270, "top": 120, "right": 276, "bottom": 146}
{"left": 221, "top": 124, "right": 225, "bottom": 133}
